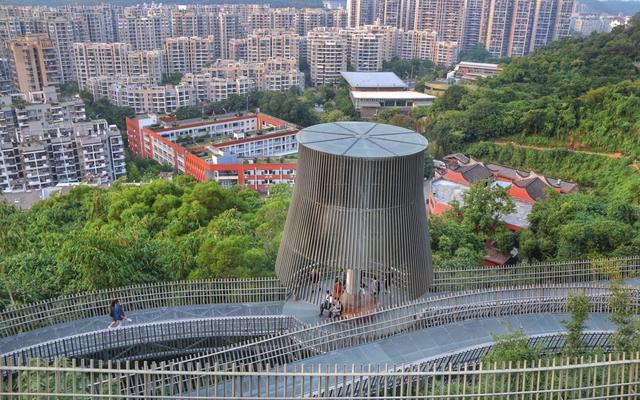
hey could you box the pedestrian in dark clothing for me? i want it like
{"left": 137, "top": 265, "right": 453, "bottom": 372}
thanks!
{"left": 108, "top": 299, "right": 127, "bottom": 329}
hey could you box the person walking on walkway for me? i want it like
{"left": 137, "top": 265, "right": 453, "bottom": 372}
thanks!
{"left": 372, "top": 277, "right": 380, "bottom": 298}
{"left": 108, "top": 299, "right": 127, "bottom": 329}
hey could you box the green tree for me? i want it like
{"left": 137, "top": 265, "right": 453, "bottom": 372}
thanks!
{"left": 562, "top": 292, "right": 590, "bottom": 357}
{"left": 482, "top": 327, "right": 542, "bottom": 365}
{"left": 459, "top": 44, "right": 494, "bottom": 63}
{"left": 59, "top": 82, "right": 79, "bottom": 99}
{"left": 457, "top": 180, "right": 515, "bottom": 236}
{"left": 608, "top": 282, "right": 640, "bottom": 353}
{"left": 320, "top": 109, "right": 353, "bottom": 123}
{"left": 175, "top": 106, "right": 202, "bottom": 120}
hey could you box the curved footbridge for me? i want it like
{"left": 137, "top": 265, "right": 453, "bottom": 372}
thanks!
{"left": 2, "top": 257, "right": 640, "bottom": 398}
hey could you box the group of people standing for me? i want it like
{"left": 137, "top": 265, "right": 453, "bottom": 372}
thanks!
{"left": 319, "top": 278, "right": 344, "bottom": 319}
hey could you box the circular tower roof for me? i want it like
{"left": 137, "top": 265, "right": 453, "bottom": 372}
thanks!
{"left": 297, "top": 122, "right": 427, "bottom": 158}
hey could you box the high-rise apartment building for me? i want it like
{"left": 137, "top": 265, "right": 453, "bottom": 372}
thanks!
{"left": 164, "top": 36, "right": 216, "bottom": 74}
{"left": 470, "top": 0, "right": 575, "bottom": 57}
{"left": 347, "top": 0, "right": 378, "bottom": 28}
{"left": 5, "top": 34, "right": 60, "bottom": 94}
{"left": 364, "top": 25, "right": 401, "bottom": 61}
{"left": 0, "top": 90, "right": 125, "bottom": 190}
{"left": 349, "top": 30, "right": 382, "bottom": 71}
{"left": 170, "top": 10, "right": 199, "bottom": 37}
{"left": 378, "top": 0, "right": 415, "bottom": 30}
{"left": 307, "top": 28, "right": 348, "bottom": 86}
{"left": 126, "top": 50, "right": 166, "bottom": 85}
{"left": 231, "top": 30, "right": 301, "bottom": 63}
{"left": 347, "top": 0, "right": 379, "bottom": 28}
{"left": 73, "top": 43, "right": 165, "bottom": 89}
{"left": 413, "top": 0, "right": 465, "bottom": 43}
{"left": 73, "top": 43, "right": 129, "bottom": 89}
{"left": 218, "top": 12, "right": 242, "bottom": 59}
{"left": 117, "top": 15, "right": 171, "bottom": 50}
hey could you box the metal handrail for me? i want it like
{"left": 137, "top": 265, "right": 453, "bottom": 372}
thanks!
{"left": 2, "top": 315, "right": 303, "bottom": 366}
{"left": 0, "top": 277, "right": 287, "bottom": 337}
{"left": 2, "top": 255, "right": 638, "bottom": 338}
{"left": 2, "top": 351, "right": 640, "bottom": 399}
{"left": 201, "top": 283, "right": 627, "bottom": 370}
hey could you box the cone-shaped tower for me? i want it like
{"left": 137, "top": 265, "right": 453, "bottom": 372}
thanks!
{"left": 276, "top": 122, "right": 432, "bottom": 310}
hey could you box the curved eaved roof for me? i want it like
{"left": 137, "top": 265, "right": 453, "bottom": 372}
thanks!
{"left": 297, "top": 121, "right": 427, "bottom": 158}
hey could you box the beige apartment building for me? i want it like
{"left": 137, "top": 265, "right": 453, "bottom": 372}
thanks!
{"left": 201, "top": 58, "right": 304, "bottom": 92}
{"left": 347, "top": 0, "right": 378, "bottom": 28}
{"left": 73, "top": 43, "right": 165, "bottom": 89}
{"left": 306, "top": 28, "right": 348, "bottom": 86}
{"left": 5, "top": 34, "right": 60, "bottom": 94}
{"left": 164, "top": 36, "right": 217, "bottom": 74}
{"left": 230, "top": 30, "right": 301, "bottom": 63}
{"left": 349, "top": 30, "right": 382, "bottom": 71}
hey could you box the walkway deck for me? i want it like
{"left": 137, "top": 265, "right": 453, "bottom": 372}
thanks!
{"left": 0, "top": 302, "right": 284, "bottom": 354}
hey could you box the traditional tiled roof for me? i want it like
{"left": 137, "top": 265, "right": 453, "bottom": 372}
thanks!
{"left": 441, "top": 154, "right": 578, "bottom": 199}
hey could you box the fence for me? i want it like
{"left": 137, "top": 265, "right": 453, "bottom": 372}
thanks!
{"left": 0, "top": 277, "right": 287, "bottom": 338}
{"left": 2, "top": 256, "right": 639, "bottom": 339}
{"left": 202, "top": 284, "right": 629, "bottom": 371}
{"left": 430, "top": 256, "right": 640, "bottom": 292}
{"left": 2, "top": 315, "right": 302, "bottom": 367}
{"left": 2, "top": 351, "right": 640, "bottom": 399}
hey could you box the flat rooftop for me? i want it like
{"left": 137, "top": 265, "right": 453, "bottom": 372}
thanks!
{"left": 351, "top": 90, "right": 436, "bottom": 100}
{"left": 457, "top": 61, "right": 501, "bottom": 70}
{"left": 297, "top": 122, "right": 427, "bottom": 158}
{"left": 341, "top": 72, "right": 408, "bottom": 89}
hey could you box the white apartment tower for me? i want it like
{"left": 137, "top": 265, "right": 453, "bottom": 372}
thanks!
{"left": 349, "top": 30, "right": 382, "bottom": 71}
{"left": 307, "top": 28, "right": 348, "bottom": 86}
{"left": 117, "top": 15, "right": 171, "bottom": 50}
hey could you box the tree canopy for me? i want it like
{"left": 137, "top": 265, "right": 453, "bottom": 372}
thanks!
{"left": 0, "top": 180, "right": 291, "bottom": 309}
{"left": 424, "top": 16, "right": 640, "bottom": 158}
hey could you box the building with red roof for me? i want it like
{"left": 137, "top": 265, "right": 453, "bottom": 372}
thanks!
{"left": 428, "top": 153, "right": 578, "bottom": 231}
{"left": 126, "top": 113, "right": 300, "bottom": 192}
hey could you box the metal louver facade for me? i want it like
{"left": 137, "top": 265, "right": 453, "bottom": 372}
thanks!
{"left": 275, "top": 122, "right": 433, "bottom": 307}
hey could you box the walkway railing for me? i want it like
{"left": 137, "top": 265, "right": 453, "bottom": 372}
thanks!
{"left": 2, "top": 315, "right": 303, "bottom": 367}
{"left": 203, "top": 284, "right": 630, "bottom": 370}
{"left": 0, "top": 277, "right": 287, "bottom": 337}
{"left": 2, "top": 255, "right": 638, "bottom": 338}
{"left": 430, "top": 255, "right": 640, "bottom": 292}
{"left": 2, "top": 352, "right": 640, "bottom": 399}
